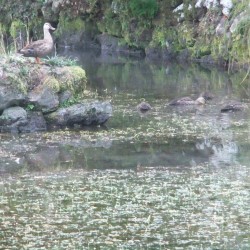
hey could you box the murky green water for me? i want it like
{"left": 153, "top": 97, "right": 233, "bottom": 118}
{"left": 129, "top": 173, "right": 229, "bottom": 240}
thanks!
{"left": 0, "top": 50, "right": 250, "bottom": 249}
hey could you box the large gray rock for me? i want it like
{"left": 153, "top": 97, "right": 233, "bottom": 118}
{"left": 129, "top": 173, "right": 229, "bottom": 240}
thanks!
{"left": 0, "top": 86, "right": 27, "bottom": 112}
{"left": 19, "top": 111, "right": 47, "bottom": 133}
{"left": 45, "top": 101, "right": 112, "bottom": 127}
{"left": 58, "top": 90, "right": 73, "bottom": 105}
{"left": 28, "top": 86, "right": 59, "bottom": 113}
{"left": 0, "top": 56, "right": 112, "bottom": 133}
{"left": 96, "top": 34, "right": 144, "bottom": 56}
{"left": 0, "top": 106, "right": 28, "bottom": 133}
{"left": 0, "top": 107, "right": 47, "bottom": 133}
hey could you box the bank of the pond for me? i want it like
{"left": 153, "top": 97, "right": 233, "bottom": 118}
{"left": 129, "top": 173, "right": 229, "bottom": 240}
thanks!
{"left": 0, "top": 0, "right": 249, "bottom": 68}
{"left": 0, "top": 55, "right": 112, "bottom": 133}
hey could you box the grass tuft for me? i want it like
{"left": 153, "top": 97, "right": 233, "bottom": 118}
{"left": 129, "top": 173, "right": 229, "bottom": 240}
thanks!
{"left": 44, "top": 55, "right": 78, "bottom": 67}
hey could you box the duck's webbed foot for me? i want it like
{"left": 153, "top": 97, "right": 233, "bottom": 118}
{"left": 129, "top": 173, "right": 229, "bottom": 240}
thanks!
{"left": 35, "top": 57, "right": 42, "bottom": 64}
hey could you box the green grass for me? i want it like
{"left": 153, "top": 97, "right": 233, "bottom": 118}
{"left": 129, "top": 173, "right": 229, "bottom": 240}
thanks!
{"left": 44, "top": 55, "right": 78, "bottom": 67}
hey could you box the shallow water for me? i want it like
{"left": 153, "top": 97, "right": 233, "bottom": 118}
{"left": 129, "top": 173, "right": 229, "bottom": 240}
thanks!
{"left": 0, "top": 49, "right": 250, "bottom": 249}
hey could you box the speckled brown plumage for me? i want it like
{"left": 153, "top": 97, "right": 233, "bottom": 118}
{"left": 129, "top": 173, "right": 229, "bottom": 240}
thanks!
{"left": 19, "top": 23, "right": 55, "bottom": 64}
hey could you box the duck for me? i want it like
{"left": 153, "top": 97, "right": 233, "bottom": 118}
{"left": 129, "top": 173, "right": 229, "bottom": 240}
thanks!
{"left": 18, "top": 22, "right": 55, "bottom": 64}
{"left": 200, "top": 91, "right": 214, "bottom": 101}
{"left": 137, "top": 101, "right": 152, "bottom": 112}
{"left": 169, "top": 96, "right": 206, "bottom": 106}
{"left": 220, "top": 101, "right": 247, "bottom": 112}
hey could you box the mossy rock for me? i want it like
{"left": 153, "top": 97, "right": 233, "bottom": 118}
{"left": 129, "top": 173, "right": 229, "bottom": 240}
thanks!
{"left": 53, "top": 66, "right": 87, "bottom": 95}
{"left": 56, "top": 16, "right": 85, "bottom": 36}
{"left": 0, "top": 56, "right": 87, "bottom": 94}
{"left": 0, "top": 55, "right": 30, "bottom": 93}
{"left": 43, "top": 76, "right": 60, "bottom": 92}
{"left": 55, "top": 15, "right": 86, "bottom": 47}
{"left": 0, "top": 56, "right": 87, "bottom": 112}
{"left": 196, "top": 46, "right": 212, "bottom": 58}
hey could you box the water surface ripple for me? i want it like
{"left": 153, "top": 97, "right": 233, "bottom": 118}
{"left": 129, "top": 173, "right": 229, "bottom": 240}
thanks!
{"left": 0, "top": 49, "right": 250, "bottom": 249}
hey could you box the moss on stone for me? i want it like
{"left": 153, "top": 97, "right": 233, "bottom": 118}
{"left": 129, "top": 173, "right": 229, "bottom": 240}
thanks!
{"left": 97, "top": 11, "right": 122, "bottom": 37}
{"left": 6, "top": 73, "right": 28, "bottom": 94}
{"left": 0, "top": 0, "right": 249, "bottom": 67}
{"left": 192, "top": 44, "right": 211, "bottom": 58}
{"left": 56, "top": 15, "right": 85, "bottom": 38}
{"left": 230, "top": 31, "right": 249, "bottom": 64}
{"left": 150, "top": 27, "right": 176, "bottom": 48}
{"left": 43, "top": 76, "right": 60, "bottom": 93}
{"left": 55, "top": 66, "right": 87, "bottom": 95}
{"left": 129, "top": 0, "right": 158, "bottom": 20}
{"left": 228, "top": 4, "right": 250, "bottom": 64}
{"left": 0, "top": 55, "right": 88, "bottom": 98}
{"left": 177, "top": 24, "right": 196, "bottom": 49}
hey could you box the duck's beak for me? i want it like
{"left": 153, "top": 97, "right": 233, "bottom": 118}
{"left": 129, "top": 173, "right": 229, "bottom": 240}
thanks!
{"left": 49, "top": 23, "right": 56, "bottom": 30}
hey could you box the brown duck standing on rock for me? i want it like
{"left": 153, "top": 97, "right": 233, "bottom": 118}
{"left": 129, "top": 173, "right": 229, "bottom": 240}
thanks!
{"left": 18, "top": 23, "right": 55, "bottom": 64}
{"left": 221, "top": 101, "right": 247, "bottom": 112}
{"left": 169, "top": 96, "right": 206, "bottom": 106}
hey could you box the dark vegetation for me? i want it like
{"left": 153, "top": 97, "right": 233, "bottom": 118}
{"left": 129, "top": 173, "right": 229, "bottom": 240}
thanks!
{"left": 0, "top": 0, "right": 249, "bottom": 67}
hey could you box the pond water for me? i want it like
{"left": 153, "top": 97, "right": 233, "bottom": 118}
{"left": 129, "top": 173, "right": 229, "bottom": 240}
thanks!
{"left": 0, "top": 49, "right": 250, "bottom": 249}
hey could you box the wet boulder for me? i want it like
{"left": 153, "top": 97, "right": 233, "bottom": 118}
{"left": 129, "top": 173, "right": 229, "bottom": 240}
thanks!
{"left": 0, "top": 106, "right": 28, "bottom": 133}
{"left": 19, "top": 111, "right": 47, "bottom": 133}
{"left": 0, "top": 107, "right": 47, "bottom": 133}
{"left": 45, "top": 101, "right": 112, "bottom": 127}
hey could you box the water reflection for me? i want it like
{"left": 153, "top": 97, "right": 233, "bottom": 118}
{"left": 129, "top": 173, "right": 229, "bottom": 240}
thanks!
{"left": 0, "top": 135, "right": 234, "bottom": 174}
{"left": 61, "top": 48, "right": 250, "bottom": 99}
{"left": 0, "top": 49, "right": 250, "bottom": 174}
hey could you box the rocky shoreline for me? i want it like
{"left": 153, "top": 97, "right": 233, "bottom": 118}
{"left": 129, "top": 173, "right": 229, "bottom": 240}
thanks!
{"left": 0, "top": 1, "right": 249, "bottom": 69}
{"left": 0, "top": 55, "right": 112, "bottom": 133}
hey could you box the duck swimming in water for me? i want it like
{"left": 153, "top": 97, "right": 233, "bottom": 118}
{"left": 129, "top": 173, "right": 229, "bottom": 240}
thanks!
{"left": 221, "top": 101, "right": 247, "bottom": 112}
{"left": 18, "top": 23, "right": 55, "bottom": 64}
{"left": 169, "top": 96, "right": 206, "bottom": 106}
{"left": 200, "top": 91, "right": 214, "bottom": 101}
{"left": 137, "top": 101, "right": 152, "bottom": 112}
